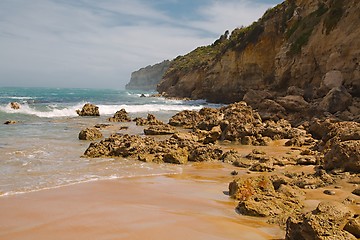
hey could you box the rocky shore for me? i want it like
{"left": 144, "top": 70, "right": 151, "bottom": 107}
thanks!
{"left": 77, "top": 101, "right": 360, "bottom": 239}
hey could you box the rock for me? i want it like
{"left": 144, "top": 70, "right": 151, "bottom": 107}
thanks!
{"left": 319, "top": 87, "right": 353, "bottom": 114}
{"left": 144, "top": 124, "right": 177, "bottom": 135}
{"left": 324, "top": 140, "right": 360, "bottom": 173}
{"left": 10, "top": 102, "right": 21, "bottom": 109}
{"left": 276, "top": 95, "right": 309, "bottom": 112}
{"left": 78, "top": 128, "right": 103, "bottom": 140}
{"left": 287, "top": 86, "right": 304, "bottom": 97}
{"left": 322, "top": 70, "right": 344, "bottom": 89}
{"left": 188, "top": 145, "right": 223, "bottom": 162}
{"left": 203, "top": 125, "right": 222, "bottom": 144}
{"left": 344, "top": 216, "right": 360, "bottom": 238}
{"left": 352, "top": 188, "right": 360, "bottom": 196}
{"left": 76, "top": 103, "right": 100, "bottom": 116}
{"left": 323, "top": 189, "right": 336, "bottom": 195}
{"left": 94, "top": 124, "right": 112, "bottom": 129}
{"left": 4, "top": 120, "right": 17, "bottom": 125}
{"left": 135, "top": 114, "right": 164, "bottom": 126}
{"left": 163, "top": 148, "right": 188, "bottom": 164}
{"left": 296, "top": 156, "right": 318, "bottom": 165}
{"left": 168, "top": 110, "right": 201, "bottom": 128}
{"left": 249, "top": 162, "right": 274, "bottom": 172}
{"left": 285, "top": 201, "right": 356, "bottom": 240}
{"left": 108, "top": 109, "right": 131, "bottom": 122}
{"left": 230, "top": 175, "right": 304, "bottom": 227}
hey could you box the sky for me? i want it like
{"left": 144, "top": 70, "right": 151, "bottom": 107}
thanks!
{"left": 0, "top": 0, "right": 281, "bottom": 89}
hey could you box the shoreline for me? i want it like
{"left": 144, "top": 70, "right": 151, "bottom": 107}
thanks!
{"left": 0, "top": 163, "right": 284, "bottom": 240}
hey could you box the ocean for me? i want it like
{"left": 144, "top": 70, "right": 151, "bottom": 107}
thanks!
{"left": 0, "top": 87, "right": 218, "bottom": 196}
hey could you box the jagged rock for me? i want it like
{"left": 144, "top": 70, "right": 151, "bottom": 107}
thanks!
{"left": 229, "top": 175, "right": 304, "bottom": 227}
{"left": 4, "top": 120, "right": 17, "bottom": 125}
{"left": 203, "top": 125, "right": 222, "bottom": 144}
{"left": 285, "top": 201, "right": 356, "bottom": 240}
{"left": 78, "top": 128, "right": 103, "bottom": 140}
{"left": 163, "top": 148, "right": 188, "bottom": 164}
{"left": 249, "top": 162, "right": 275, "bottom": 172}
{"left": 168, "top": 110, "right": 201, "bottom": 128}
{"left": 76, "top": 103, "right": 100, "bottom": 116}
{"left": 10, "top": 102, "right": 20, "bottom": 110}
{"left": 324, "top": 140, "right": 360, "bottom": 173}
{"left": 84, "top": 134, "right": 156, "bottom": 158}
{"left": 276, "top": 95, "right": 309, "bottom": 113}
{"left": 188, "top": 145, "right": 222, "bottom": 162}
{"left": 144, "top": 124, "right": 177, "bottom": 135}
{"left": 108, "top": 109, "right": 131, "bottom": 122}
{"left": 319, "top": 87, "right": 353, "bottom": 114}
{"left": 134, "top": 114, "right": 164, "bottom": 126}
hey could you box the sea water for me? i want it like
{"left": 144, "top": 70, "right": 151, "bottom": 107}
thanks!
{"left": 0, "top": 87, "right": 218, "bottom": 196}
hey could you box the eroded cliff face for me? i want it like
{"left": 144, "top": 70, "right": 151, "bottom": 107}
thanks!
{"left": 126, "top": 60, "right": 170, "bottom": 91}
{"left": 157, "top": 0, "right": 360, "bottom": 109}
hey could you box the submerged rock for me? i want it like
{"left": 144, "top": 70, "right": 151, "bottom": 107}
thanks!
{"left": 4, "top": 120, "right": 17, "bottom": 125}
{"left": 10, "top": 102, "right": 21, "bottom": 110}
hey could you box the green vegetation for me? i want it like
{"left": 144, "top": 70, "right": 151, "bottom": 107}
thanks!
{"left": 324, "top": 0, "right": 344, "bottom": 34}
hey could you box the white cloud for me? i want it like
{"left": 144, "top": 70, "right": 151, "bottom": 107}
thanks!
{"left": 0, "top": 0, "right": 279, "bottom": 88}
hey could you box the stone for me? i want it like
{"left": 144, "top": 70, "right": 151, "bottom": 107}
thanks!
{"left": 285, "top": 201, "right": 356, "bottom": 240}
{"left": 323, "top": 189, "right": 336, "bottom": 195}
{"left": 135, "top": 113, "right": 164, "bottom": 126}
{"left": 144, "top": 125, "right": 177, "bottom": 135}
{"left": 168, "top": 110, "right": 201, "bottom": 128}
{"left": 319, "top": 87, "right": 353, "bottom": 114}
{"left": 324, "top": 140, "right": 360, "bottom": 173}
{"left": 78, "top": 128, "right": 103, "bottom": 141}
{"left": 203, "top": 125, "right": 222, "bottom": 144}
{"left": 108, "top": 109, "right": 131, "bottom": 122}
{"left": 352, "top": 188, "right": 360, "bottom": 196}
{"left": 76, "top": 103, "right": 100, "bottom": 116}
{"left": 4, "top": 120, "right": 17, "bottom": 125}
{"left": 344, "top": 216, "right": 360, "bottom": 238}
{"left": 322, "top": 70, "right": 344, "bottom": 89}
{"left": 276, "top": 95, "right": 309, "bottom": 112}
{"left": 163, "top": 148, "right": 188, "bottom": 164}
{"left": 10, "top": 102, "right": 21, "bottom": 110}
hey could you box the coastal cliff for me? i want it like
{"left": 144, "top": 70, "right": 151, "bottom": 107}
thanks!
{"left": 157, "top": 0, "right": 360, "bottom": 121}
{"left": 126, "top": 60, "right": 170, "bottom": 91}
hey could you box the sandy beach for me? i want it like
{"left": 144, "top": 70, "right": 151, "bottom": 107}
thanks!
{"left": 0, "top": 162, "right": 284, "bottom": 240}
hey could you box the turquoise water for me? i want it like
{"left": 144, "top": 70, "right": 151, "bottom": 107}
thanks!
{"left": 0, "top": 87, "right": 217, "bottom": 196}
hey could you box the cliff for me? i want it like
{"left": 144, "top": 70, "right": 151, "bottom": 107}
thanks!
{"left": 157, "top": 0, "right": 360, "bottom": 122}
{"left": 126, "top": 60, "right": 170, "bottom": 91}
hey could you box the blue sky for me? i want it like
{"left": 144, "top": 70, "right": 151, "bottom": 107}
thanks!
{"left": 0, "top": 0, "right": 281, "bottom": 89}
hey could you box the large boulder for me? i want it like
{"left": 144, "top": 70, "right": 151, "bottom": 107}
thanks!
{"left": 78, "top": 128, "right": 103, "bottom": 140}
{"left": 319, "top": 87, "right": 353, "bottom": 114}
{"left": 76, "top": 103, "right": 100, "bottom": 116}
{"left": 108, "top": 109, "right": 131, "bottom": 122}
{"left": 324, "top": 140, "right": 360, "bottom": 173}
{"left": 286, "top": 201, "right": 357, "bottom": 240}
{"left": 229, "top": 175, "right": 304, "bottom": 227}
{"left": 276, "top": 95, "right": 309, "bottom": 113}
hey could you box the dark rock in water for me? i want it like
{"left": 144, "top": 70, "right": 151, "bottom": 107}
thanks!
{"left": 10, "top": 102, "right": 21, "bottom": 110}
{"left": 4, "top": 120, "right": 17, "bottom": 125}
{"left": 94, "top": 124, "right": 112, "bottom": 129}
{"left": 76, "top": 103, "right": 100, "bottom": 116}
{"left": 108, "top": 109, "right": 131, "bottom": 122}
{"left": 79, "top": 128, "right": 103, "bottom": 141}
{"left": 285, "top": 201, "right": 356, "bottom": 240}
{"left": 144, "top": 125, "right": 176, "bottom": 135}
{"left": 140, "top": 94, "right": 146, "bottom": 98}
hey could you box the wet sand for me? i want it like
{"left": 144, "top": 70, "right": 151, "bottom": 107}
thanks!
{"left": 0, "top": 162, "right": 284, "bottom": 240}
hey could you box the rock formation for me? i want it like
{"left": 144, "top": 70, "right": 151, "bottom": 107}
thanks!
{"left": 76, "top": 103, "right": 100, "bottom": 117}
{"left": 78, "top": 128, "right": 103, "bottom": 141}
{"left": 157, "top": 0, "right": 360, "bottom": 122}
{"left": 108, "top": 109, "right": 131, "bottom": 122}
{"left": 126, "top": 60, "right": 171, "bottom": 91}
{"left": 10, "top": 102, "right": 20, "bottom": 110}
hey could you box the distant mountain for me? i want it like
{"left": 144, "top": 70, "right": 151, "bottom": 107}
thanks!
{"left": 126, "top": 60, "right": 171, "bottom": 91}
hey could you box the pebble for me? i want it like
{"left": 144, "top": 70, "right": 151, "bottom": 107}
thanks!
{"left": 323, "top": 190, "right": 336, "bottom": 195}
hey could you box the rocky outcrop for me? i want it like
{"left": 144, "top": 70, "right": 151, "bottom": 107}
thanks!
{"left": 286, "top": 201, "right": 357, "bottom": 240}
{"left": 76, "top": 103, "right": 100, "bottom": 117}
{"left": 108, "top": 109, "right": 131, "bottom": 122}
{"left": 143, "top": 124, "right": 177, "bottom": 135}
{"left": 10, "top": 102, "right": 20, "bottom": 110}
{"left": 4, "top": 120, "right": 17, "bottom": 125}
{"left": 134, "top": 114, "right": 164, "bottom": 126}
{"left": 157, "top": 0, "right": 360, "bottom": 122}
{"left": 78, "top": 128, "right": 103, "bottom": 140}
{"left": 126, "top": 60, "right": 171, "bottom": 91}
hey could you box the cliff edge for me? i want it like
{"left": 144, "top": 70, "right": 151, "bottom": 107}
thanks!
{"left": 157, "top": 0, "right": 360, "bottom": 122}
{"left": 126, "top": 60, "right": 170, "bottom": 91}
